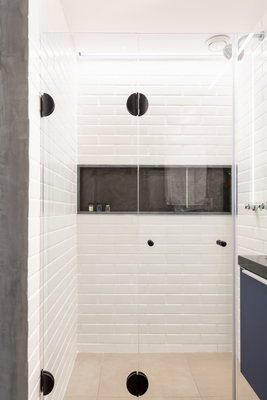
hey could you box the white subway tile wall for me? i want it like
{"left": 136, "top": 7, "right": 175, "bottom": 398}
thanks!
{"left": 28, "top": 2, "right": 77, "bottom": 400}
{"left": 237, "top": 30, "right": 267, "bottom": 358}
{"left": 77, "top": 214, "right": 233, "bottom": 352}
{"left": 77, "top": 58, "right": 233, "bottom": 166}
{"left": 77, "top": 57, "right": 233, "bottom": 352}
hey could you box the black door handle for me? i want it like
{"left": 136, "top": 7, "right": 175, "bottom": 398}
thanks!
{"left": 216, "top": 240, "right": 227, "bottom": 247}
{"left": 126, "top": 93, "right": 149, "bottom": 116}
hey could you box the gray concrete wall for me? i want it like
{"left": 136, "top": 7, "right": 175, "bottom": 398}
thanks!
{"left": 0, "top": 0, "right": 29, "bottom": 399}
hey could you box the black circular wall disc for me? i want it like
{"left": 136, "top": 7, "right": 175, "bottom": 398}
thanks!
{"left": 126, "top": 93, "right": 149, "bottom": 116}
{"left": 126, "top": 371, "right": 149, "bottom": 397}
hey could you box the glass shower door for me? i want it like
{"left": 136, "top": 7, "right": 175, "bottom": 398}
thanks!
{"left": 40, "top": 31, "right": 262, "bottom": 400}
{"left": 235, "top": 31, "right": 264, "bottom": 400}
{"left": 137, "top": 33, "right": 234, "bottom": 399}
{"left": 40, "top": 32, "right": 79, "bottom": 399}
{"left": 41, "top": 33, "right": 141, "bottom": 400}
{"left": 77, "top": 34, "right": 141, "bottom": 400}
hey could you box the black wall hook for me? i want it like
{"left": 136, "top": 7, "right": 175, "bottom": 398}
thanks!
{"left": 40, "top": 93, "right": 55, "bottom": 117}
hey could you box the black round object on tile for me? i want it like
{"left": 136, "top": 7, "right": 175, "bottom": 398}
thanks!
{"left": 41, "top": 370, "right": 55, "bottom": 396}
{"left": 126, "top": 371, "right": 149, "bottom": 397}
{"left": 216, "top": 240, "right": 227, "bottom": 247}
{"left": 40, "top": 93, "right": 55, "bottom": 117}
{"left": 147, "top": 240, "right": 154, "bottom": 247}
{"left": 126, "top": 93, "right": 149, "bottom": 116}
{"left": 127, "top": 93, "right": 138, "bottom": 116}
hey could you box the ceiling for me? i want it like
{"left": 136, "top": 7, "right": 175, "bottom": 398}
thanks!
{"left": 60, "top": 0, "right": 267, "bottom": 34}
{"left": 71, "top": 33, "right": 233, "bottom": 57}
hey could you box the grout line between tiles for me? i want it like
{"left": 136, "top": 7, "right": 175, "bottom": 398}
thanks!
{"left": 96, "top": 352, "right": 105, "bottom": 400}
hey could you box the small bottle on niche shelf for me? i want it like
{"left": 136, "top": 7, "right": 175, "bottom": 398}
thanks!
{"left": 88, "top": 203, "right": 94, "bottom": 212}
{"left": 105, "top": 204, "right": 111, "bottom": 212}
{"left": 97, "top": 203, "right": 102, "bottom": 212}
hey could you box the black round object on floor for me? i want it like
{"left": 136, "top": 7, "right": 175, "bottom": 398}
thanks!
{"left": 126, "top": 371, "right": 149, "bottom": 397}
{"left": 147, "top": 240, "right": 154, "bottom": 247}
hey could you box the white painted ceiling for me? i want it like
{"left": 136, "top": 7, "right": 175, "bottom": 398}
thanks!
{"left": 72, "top": 33, "right": 232, "bottom": 57}
{"left": 60, "top": 0, "right": 267, "bottom": 34}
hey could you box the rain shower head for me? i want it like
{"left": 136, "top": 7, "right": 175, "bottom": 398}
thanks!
{"left": 223, "top": 43, "right": 245, "bottom": 61}
{"left": 222, "top": 32, "right": 265, "bottom": 61}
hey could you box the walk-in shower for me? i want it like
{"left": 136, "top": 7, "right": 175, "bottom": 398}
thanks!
{"left": 40, "top": 32, "right": 261, "bottom": 400}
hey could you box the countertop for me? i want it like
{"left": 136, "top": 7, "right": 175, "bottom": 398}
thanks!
{"left": 238, "top": 255, "right": 267, "bottom": 280}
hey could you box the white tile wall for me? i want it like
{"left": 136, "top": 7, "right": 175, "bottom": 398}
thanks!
{"left": 28, "top": 2, "right": 77, "bottom": 400}
{"left": 77, "top": 55, "right": 233, "bottom": 352}
{"left": 237, "top": 18, "right": 267, "bottom": 359}
{"left": 77, "top": 58, "right": 233, "bottom": 166}
{"left": 77, "top": 214, "right": 233, "bottom": 352}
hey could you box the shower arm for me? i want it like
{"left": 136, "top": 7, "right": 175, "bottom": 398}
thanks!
{"left": 237, "top": 31, "right": 265, "bottom": 47}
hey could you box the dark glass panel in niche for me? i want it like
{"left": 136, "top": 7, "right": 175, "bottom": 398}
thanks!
{"left": 79, "top": 166, "right": 137, "bottom": 212}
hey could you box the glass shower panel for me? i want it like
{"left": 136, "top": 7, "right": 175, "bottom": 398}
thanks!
{"left": 75, "top": 34, "right": 140, "bottom": 400}
{"left": 235, "top": 31, "right": 264, "bottom": 400}
{"left": 40, "top": 32, "right": 79, "bottom": 400}
{"left": 40, "top": 31, "right": 264, "bottom": 400}
{"left": 41, "top": 33, "right": 141, "bottom": 400}
{"left": 137, "top": 33, "right": 234, "bottom": 399}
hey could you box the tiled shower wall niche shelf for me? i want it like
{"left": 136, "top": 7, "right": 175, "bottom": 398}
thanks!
{"left": 78, "top": 166, "right": 138, "bottom": 213}
{"left": 77, "top": 165, "right": 231, "bottom": 214}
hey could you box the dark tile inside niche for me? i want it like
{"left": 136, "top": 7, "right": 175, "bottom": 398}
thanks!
{"left": 139, "top": 167, "right": 173, "bottom": 212}
{"left": 139, "top": 166, "right": 231, "bottom": 213}
{"left": 208, "top": 167, "right": 231, "bottom": 212}
{"left": 79, "top": 166, "right": 137, "bottom": 212}
{"left": 78, "top": 165, "right": 231, "bottom": 213}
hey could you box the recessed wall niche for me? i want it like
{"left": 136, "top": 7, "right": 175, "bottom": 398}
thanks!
{"left": 78, "top": 165, "right": 231, "bottom": 214}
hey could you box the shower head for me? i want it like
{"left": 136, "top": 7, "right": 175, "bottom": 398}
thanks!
{"left": 223, "top": 43, "right": 245, "bottom": 61}
{"left": 222, "top": 44, "right": 231, "bottom": 59}
{"left": 222, "top": 32, "right": 265, "bottom": 61}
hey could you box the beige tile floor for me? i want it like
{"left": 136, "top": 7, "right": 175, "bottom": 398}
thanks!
{"left": 63, "top": 353, "right": 259, "bottom": 400}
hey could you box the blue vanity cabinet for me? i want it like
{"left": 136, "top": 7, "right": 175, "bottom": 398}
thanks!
{"left": 240, "top": 268, "right": 267, "bottom": 400}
